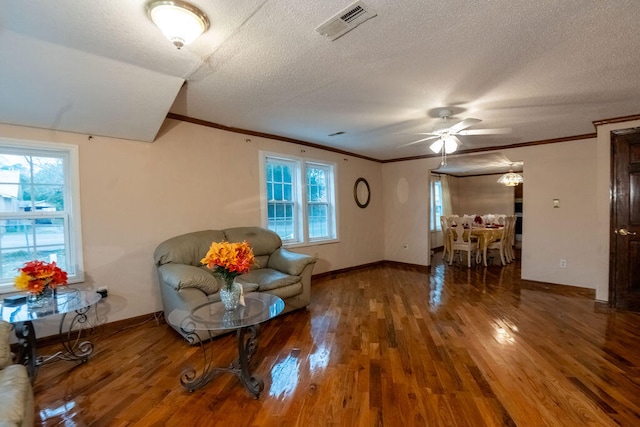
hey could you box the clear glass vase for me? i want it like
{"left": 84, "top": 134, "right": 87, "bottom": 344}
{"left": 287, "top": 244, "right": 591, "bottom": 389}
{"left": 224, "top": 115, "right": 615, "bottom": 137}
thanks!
{"left": 219, "top": 278, "right": 242, "bottom": 311}
{"left": 27, "top": 285, "right": 54, "bottom": 309}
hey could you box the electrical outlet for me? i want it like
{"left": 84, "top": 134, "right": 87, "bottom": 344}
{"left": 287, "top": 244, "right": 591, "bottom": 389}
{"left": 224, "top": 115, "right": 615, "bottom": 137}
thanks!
{"left": 559, "top": 259, "right": 567, "bottom": 268}
{"left": 97, "top": 286, "right": 108, "bottom": 298}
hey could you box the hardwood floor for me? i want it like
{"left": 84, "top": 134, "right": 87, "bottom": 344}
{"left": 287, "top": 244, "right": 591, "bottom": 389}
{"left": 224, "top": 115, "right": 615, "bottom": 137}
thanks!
{"left": 33, "top": 254, "right": 640, "bottom": 426}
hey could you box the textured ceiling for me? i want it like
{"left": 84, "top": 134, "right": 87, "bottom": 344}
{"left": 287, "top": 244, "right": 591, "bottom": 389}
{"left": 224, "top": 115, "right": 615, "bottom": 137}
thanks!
{"left": 1, "top": 0, "right": 639, "bottom": 165}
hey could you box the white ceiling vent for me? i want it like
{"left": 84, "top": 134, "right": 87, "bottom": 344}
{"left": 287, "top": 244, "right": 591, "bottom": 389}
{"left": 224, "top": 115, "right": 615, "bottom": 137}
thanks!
{"left": 315, "top": 1, "right": 378, "bottom": 41}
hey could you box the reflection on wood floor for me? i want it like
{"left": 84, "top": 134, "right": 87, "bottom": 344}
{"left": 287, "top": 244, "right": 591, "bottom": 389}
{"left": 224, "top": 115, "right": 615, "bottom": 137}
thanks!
{"left": 34, "top": 253, "right": 640, "bottom": 426}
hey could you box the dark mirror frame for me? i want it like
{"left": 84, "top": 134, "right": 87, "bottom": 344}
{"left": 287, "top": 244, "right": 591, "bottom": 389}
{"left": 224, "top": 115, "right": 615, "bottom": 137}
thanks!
{"left": 354, "top": 177, "right": 370, "bottom": 208}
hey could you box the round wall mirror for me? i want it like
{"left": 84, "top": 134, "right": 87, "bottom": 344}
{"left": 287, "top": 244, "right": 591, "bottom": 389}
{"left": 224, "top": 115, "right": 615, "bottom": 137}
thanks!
{"left": 354, "top": 177, "right": 370, "bottom": 208}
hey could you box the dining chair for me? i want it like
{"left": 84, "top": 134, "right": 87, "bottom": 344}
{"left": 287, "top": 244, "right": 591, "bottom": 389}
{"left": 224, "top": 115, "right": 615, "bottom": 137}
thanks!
{"left": 504, "top": 215, "right": 517, "bottom": 262}
{"left": 447, "top": 217, "right": 478, "bottom": 268}
{"left": 440, "top": 216, "right": 451, "bottom": 261}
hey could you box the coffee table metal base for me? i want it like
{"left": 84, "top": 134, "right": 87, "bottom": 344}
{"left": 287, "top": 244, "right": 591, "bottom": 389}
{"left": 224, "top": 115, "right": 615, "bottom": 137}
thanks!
{"left": 180, "top": 325, "right": 264, "bottom": 398}
{"left": 14, "top": 306, "right": 96, "bottom": 381}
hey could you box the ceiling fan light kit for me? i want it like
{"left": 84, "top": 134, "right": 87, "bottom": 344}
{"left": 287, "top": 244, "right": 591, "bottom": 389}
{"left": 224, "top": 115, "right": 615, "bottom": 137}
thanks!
{"left": 443, "top": 136, "right": 458, "bottom": 154}
{"left": 429, "top": 139, "right": 443, "bottom": 154}
{"left": 147, "top": 0, "right": 209, "bottom": 49}
{"left": 430, "top": 135, "right": 458, "bottom": 154}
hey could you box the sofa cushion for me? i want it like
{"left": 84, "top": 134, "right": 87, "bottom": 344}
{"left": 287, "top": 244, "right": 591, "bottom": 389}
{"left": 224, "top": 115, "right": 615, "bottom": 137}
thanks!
{"left": 158, "top": 264, "right": 222, "bottom": 294}
{"left": 265, "top": 282, "right": 303, "bottom": 300}
{"left": 268, "top": 248, "right": 316, "bottom": 276}
{"left": 240, "top": 268, "right": 300, "bottom": 292}
{"left": 223, "top": 227, "right": 281, "bottom": 257}
{"left": 234, "top": 277, "right": 260, "bottom": 293}
{"left": 154, "top": 230, "right": 227, "bottom": 267}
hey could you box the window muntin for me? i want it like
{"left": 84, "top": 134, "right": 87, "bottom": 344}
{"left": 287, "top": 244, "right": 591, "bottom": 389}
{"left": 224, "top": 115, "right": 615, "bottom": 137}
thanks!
{"left": 263, "top": 153, "right": 337, "bottom": 245}
{"left": 0, "top": 141, "right": 83, "bottom": 292}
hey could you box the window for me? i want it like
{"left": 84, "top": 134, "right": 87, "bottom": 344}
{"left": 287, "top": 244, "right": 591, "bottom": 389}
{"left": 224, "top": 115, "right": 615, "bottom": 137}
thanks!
{"left": 265, "top": 157, "right": 299, "bottom": 241}
{"left": 0, "top": 139, "right": 84, "bottom": 292}
{"left": 430, "top": 179, "right": 443, "bottom": 231}
{"left": 262, "top": 153, "right": 337, "bottom": 245}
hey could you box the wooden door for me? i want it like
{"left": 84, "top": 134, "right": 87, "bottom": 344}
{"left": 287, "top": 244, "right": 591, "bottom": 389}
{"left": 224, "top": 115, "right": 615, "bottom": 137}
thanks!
{"left": 610, "top": 128, "right": 640, "bottom": 310}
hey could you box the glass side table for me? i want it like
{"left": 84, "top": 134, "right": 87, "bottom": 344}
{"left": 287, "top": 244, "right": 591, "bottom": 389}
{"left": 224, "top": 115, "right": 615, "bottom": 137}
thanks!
{"left": 167, "top": 293, "right": 284, "bottom": 398}
{"left": 0, "top": 288, "right": 102, "bottom": 381}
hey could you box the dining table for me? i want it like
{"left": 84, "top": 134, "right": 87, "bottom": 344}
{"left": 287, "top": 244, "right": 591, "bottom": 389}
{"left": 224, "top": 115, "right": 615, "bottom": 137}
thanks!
{"left": 446, "top": 224, "right": 505, "bottom": 266}
{"left": 471, "top": 226, "right": 506, "bottom": 265}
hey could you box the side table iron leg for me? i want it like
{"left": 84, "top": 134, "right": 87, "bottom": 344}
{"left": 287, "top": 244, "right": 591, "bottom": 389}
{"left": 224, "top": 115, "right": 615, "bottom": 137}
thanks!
{"left": 236, "top": 325, "right": 263, "bottom": 398}
{"left": 179, "top": 324, "right": 264, "bottom": 398}
{"left": 13, "top": 321, "right": 38, "bottom": 381}
{"left": 39, "top": 307, "right": 96, "bottom": 365}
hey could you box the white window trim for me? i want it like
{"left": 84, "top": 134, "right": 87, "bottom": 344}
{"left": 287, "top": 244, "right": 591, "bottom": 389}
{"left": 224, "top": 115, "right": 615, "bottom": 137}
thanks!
{"left": 0, "top": 138, "right": 84, "bottom": 293}
{"left": 259, "top": 151, "right": 339, "bottom": 247}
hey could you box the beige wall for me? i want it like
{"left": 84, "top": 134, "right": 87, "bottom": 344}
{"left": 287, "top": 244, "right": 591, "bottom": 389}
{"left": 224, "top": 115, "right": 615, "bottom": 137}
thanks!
{"left": 451, "top": 174, "right": 516, "bottom": 216}
{"left": 0, "top": 120, "right": 384, "bottom": 336}
{"left": 513, "top": 139, "right": 599, "bottom": 289}
{"left": 382, "top": 158, "right": 441, "bottom": 264}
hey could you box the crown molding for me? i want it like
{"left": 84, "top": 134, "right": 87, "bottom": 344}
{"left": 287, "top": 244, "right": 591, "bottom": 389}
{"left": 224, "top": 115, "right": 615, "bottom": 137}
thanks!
{"left": 593, "top": 113, "right": 640, "bottom": 127}
{"left": 166, "top": 113, "right": 631, "bottom": 163}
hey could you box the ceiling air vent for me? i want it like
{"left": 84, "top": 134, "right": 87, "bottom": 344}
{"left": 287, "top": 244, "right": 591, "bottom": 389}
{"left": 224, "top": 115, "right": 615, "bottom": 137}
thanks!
{"left": 315, "top": 1, "right": 378, "bottom": 41}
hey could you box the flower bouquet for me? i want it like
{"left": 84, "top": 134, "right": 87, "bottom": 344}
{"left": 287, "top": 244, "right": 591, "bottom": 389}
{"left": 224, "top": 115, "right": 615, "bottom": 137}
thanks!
{"left": 15, "top": 260, "right": 67, "bottom": 308}
{"left": 201, "top": 241, "right": 254, "bottom": 310}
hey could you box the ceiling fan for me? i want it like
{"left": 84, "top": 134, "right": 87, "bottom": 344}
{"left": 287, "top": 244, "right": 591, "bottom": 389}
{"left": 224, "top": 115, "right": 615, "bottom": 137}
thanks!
{"left": 399, "top": 109, "right": 511, "bottom": 163}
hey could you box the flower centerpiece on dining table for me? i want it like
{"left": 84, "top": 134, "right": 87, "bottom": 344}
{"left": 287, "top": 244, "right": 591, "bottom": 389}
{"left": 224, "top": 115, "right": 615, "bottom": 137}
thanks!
{"left": 201, "top": 241, "right": 254, "bottom": 310}
{"left": 14, "top": 260, "right": 68, "bottom": 308}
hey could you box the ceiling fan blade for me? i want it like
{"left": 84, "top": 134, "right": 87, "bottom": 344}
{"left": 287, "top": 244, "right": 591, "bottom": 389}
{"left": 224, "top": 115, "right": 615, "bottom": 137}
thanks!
{"left": 397, "top": 135, "right": 440, "bottom": 148}
{"left": 458, "top": 127, "right": 512, "bottom": 135}
{"left": 448, "top": 118, "right": 482, "bottom": 134}
{"left": 395, "top": 132, "right": 439, "bottom": 136}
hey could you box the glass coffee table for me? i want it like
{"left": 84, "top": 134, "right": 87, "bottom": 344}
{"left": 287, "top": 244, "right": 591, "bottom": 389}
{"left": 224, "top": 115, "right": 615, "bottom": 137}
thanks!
{"left": 1, "top": 288, "right": 102, "bottom": 380}
{"left": 167, "top": 293, "right": 284, "bottom": 398}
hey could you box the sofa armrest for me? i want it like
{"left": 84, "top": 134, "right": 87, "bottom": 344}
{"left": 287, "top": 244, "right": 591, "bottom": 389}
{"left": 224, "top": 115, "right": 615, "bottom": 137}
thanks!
{"left": 157, "top": 264, "right": 221, "bottom": 294}
{"left": 268, "top": 248, "right": 316, "bottom": 276}
{"left": 0, "top": 321, "right": 12, "bottom": 369}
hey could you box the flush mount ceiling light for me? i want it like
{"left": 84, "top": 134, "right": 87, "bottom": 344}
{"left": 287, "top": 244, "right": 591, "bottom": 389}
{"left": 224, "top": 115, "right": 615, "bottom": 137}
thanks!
{"left": 147, "top": 1, "right": 209, "bottom": 49}
{"left": 497, "top": 168, "right": 524, "bottom": 186}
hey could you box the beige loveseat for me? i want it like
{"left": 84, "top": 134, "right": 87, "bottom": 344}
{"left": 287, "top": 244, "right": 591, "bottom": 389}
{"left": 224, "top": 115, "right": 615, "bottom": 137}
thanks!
{"left": 0, "top": 321, "right": 34, "bottom": 427}
{"left": 154, "top": 227, "right": 317, "bottom": 341}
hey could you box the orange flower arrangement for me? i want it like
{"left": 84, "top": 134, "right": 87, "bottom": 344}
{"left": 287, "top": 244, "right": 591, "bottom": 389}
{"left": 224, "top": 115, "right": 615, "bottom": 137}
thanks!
{"left": 201, "top": 241, "right": 254, "bottom": 289}
{"left": 14, "top": 260, "right": 68, "bottom": 294}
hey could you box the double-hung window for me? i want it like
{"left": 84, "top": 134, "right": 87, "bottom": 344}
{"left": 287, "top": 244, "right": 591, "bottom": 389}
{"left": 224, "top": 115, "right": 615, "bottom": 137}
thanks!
{"left": 0, "top": 139, "right": 84, "bottom": 292}
{"left": 430, "top": 179, "right": 443, "bottom": 231}
{"left": 262, "top": 153, "right": 337, "bottom": 245}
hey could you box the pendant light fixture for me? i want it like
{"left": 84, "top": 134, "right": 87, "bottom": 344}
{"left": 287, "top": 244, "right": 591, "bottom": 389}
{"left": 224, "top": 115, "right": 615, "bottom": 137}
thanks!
{"left": 497, "top": 166, "right": 523, "bottom": 186}
{"left": 147, "top": 1, "right": 209, "bottom": 49}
